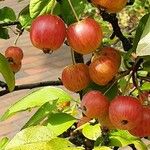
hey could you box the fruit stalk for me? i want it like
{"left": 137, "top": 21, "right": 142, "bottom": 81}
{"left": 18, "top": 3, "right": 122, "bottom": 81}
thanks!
{"left": 67, "top": 0, "right": 79, "bottom": 22}
{"left": 70, "top": 48, "right": 76, "bottom": 65}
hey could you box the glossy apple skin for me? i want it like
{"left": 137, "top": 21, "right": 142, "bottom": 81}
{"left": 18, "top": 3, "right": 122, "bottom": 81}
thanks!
{"left": 92, "top": 0, "right": 127, "bottom": 13}
{"left": 66, "top": 18, "right": 103, "bottom": 54}
{"left": 130, "top": 107, "right": 150, "bottom": 137}
{"left": 99, "top": 47, "right": 121, "bottom": 69}
{"left": 61, "top": 63, "right": 90, "bottom": 92}
{"left": 77, "top": 116, "right": 91, "bottom": 128}
{"left": 81, "top": 90, "right": 110, "bottom": 119}
{"left": 30, "top": 15, "right": 66, "bottom": 52}
{"left": 89, "top": 55, "right": 118, "bottom": 86}
{"left": 5, "top": 46, "right": 23, "bottom": 64}
{"left": 109, "top": 96, "right": 143, "bottom": 130}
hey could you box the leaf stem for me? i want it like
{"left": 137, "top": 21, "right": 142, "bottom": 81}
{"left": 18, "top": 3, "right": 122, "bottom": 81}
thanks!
{"left": 70, "top": 48, "right": 76, "bottom": 65}
{"left": 67, "top": 0, "right": 79, "bottom": 22}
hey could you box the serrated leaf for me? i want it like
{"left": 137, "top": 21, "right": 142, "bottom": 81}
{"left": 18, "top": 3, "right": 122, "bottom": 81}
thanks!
{"left": 47, "top": 113, "right": 76, "bottom": 136}
{"left": 5, "top": 126, "right": 56, "bottom": 150}
{"left": 22, "top": 101, "right": 57, "bottom": 129}
{"left": 0, "top": 7, "right": 16, "bottom": 22}
{"left": 94, "top": 146, "right": 112, "bottom": 150}
{"left": 0, "top": 53, "right": 15, "bottom": 91}
{"left": 0, "top": 87, "right": 72, "bottom": 121}
{"left": 29, "top": 0, "right": 56, "bottom": 18}
{"left": 136, "top": 14, "right": 150, "bottom": 56}
{"left": 59, "top": 0, "right": 89, "bottom": 25}
{"left": 0, "top": 27, "right": 9, "bottom": 39}
{"left": 82, "top": 123, "right": 101, "bottom": 141}
{"left": 18, "top": 5, "right": 32, "bottom": 29}
{"left": 0, "top": 137, "right": 9, "bottom": 150}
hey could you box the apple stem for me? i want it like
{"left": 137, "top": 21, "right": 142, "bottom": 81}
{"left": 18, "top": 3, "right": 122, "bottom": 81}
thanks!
{"left": 67, "top": 0, "right": 80, "bottom": 22}
{"left": 14, "top": 29, "right": 24, "bottom": 46}
{"left": 50, "top": 0, "right": 57, "bottom": 14}
{"left": 70, "top": 48, "right": 76, "bottom": 65}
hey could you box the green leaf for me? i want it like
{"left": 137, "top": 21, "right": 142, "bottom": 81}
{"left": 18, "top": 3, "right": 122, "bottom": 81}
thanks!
{"left": 141, "top": 82, "right": 150, "bottom": 91}
{"left": 137, "top": 71, "right": 148, "bottom": 77}
{"left": 0, "top": 7, "right": 16, "bottom": 22}
{"left": 47, "top": 113, "right": 76, "bottom": 136}
{"left": 29, "top": 0, "right": 56, "bottom": 18}
{"left": 136, "top": 14, "right": 150, "bottom": 56}
{"left": 82, "top": 123, "right": 101, "bottom": 141}
{"left": 133, "top": 140, "right": 148, "bottom": 150}
{"left": 109, "top": 130, "right": 147, "bottom": 150}
{"left": 143, "top": 60, "right": 150, "bottom": 72}
{"left": 0, "top": 87, "right": 72, "bottom": 121}
{"left": 110, "top": 130, "right": 138, "bottom": 141}
{"left": 94, "top": 146, "right": 112, "bottom": 150}
{"left": 18, "top": 5, "right": 32, "bottom": 30}
{"left": 109, "top": 136, "right": 130, "bottom": 147}
{"left": 0, "top": 27, "right": 9, "bottom": 39}
{"left": 5, "top": 126, "right": 56, "bottom": 150}
{"left": 22, "top": 101, "right": 57, "bottom": 129}
{"left": 0, "top": 137, "right": 9, "bottom": 150}
{"left": 59, "top": 0, "right": 89, "bottom": 25}
{"left": 132, "top": 13, "right": 149, "bottom": 52}
{"left": 83, "top": 81, "right": 118, "bottom": 100}
{"left": 0, "top": 53, "right": 15, "bottom": 91}
{"left": 6, "top": 132, "right": 82, "bottom": 150}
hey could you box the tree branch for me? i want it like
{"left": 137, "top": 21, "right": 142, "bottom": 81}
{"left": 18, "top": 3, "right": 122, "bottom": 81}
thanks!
{"left": 99, "top": 10, "right": 132, "bottom": 51}
{"left": 0, "top": 80, "right": 63, "bottom": 96}
{"left": 0, "top": 21, "right": 20, "bottom": 27}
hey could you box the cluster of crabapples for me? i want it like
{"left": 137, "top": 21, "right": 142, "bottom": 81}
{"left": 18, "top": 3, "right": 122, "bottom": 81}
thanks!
{"left": 79, "top": 90, "right": 150, "bottom": 137}
{"left": 28, "top": 13, "right": 150, "bottom": 137}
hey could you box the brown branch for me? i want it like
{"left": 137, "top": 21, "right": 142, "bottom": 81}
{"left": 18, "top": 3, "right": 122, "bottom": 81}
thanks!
{"left": 0, "top": 21, "right": 20, "bottom": 27}
{"left": 0, "top": 80, "right": 63, "bottom": 96}
{"left": 99, "top": 10, "right": 132, "bottom": 51}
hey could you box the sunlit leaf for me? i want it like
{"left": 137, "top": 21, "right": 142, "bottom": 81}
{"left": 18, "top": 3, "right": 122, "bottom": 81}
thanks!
{"left": 47, "top": 113, "right": 76, "bottom": 136}
{"left": 0, "top": 137, "right": 9, "bottom": 150}
{"left": 0, "top": 87, "right": 72, "bottom": 121}
{"left": 18, "top": 5, "right": 32, "bottom": 30}
{"left": 29, "top": 0, "right": 56, "bottom": 18}
{"left": 82, "top": 123, "right": 101, "bottom": 141}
